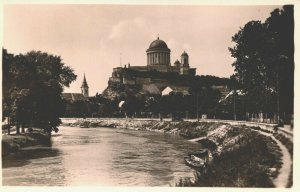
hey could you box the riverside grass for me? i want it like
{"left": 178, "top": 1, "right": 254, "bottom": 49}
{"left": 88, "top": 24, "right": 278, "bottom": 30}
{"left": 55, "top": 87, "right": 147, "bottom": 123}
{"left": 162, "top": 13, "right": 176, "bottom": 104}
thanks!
{"left": 2, "top": 131, "right": 51, "bottom": 156}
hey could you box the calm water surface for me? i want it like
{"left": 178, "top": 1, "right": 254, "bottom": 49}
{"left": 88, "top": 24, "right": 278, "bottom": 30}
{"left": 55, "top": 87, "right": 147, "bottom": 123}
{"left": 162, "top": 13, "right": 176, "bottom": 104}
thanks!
{"left": 2, "top": 126, "right": 201, "bottom": 186}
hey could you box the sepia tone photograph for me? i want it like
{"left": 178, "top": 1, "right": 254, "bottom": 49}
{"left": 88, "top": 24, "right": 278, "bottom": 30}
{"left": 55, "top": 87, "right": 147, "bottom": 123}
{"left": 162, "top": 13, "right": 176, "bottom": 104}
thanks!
{"left": 1, "top": 0, "right": 296, "bottom": 189}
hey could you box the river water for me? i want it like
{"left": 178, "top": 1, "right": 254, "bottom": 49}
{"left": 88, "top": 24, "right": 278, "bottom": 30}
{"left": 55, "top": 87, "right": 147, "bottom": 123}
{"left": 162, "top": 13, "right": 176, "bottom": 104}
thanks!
{"left": 2, "top": 126, "right": 202, "bottom": 186}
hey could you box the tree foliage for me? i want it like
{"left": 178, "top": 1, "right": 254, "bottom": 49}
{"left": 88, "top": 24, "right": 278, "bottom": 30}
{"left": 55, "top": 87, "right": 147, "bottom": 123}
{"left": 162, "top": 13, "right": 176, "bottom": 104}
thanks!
{"left": 2, "top": 49, "right": 77, "bottom": 133}
{"left": 229, "top": 5, "right": 294, "bottom": 116}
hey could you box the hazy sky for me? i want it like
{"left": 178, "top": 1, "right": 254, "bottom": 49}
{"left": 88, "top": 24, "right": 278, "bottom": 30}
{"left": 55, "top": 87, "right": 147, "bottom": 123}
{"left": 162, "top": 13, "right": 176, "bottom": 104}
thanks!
{"left": 3, "top": 4, "right": 281, "bottom": 96}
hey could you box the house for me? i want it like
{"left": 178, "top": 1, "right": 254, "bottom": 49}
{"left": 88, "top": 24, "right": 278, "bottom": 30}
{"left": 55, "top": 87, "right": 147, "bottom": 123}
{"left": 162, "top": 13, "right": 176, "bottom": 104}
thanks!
{"left": 161, "top": 86, "right": 191, "bottom": 96}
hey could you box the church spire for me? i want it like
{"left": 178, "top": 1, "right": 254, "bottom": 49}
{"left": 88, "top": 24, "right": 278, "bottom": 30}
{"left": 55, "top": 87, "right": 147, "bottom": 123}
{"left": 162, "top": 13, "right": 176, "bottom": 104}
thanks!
{"left": 83, "top": 73, "right": 87, "bottom": 84}
{"left": 81, "top": 73, "right": 89, "bottom": 97}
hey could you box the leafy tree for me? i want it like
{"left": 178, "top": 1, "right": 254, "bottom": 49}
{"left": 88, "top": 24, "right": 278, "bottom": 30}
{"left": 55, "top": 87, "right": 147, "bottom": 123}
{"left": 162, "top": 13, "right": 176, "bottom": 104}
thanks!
{"left": 122, "top": 94, "right": 145, "bottom": 117}
{"left": 265, "top": 6, "right": 294, "bottom": 117}
{"left": 65, "top": 100, "right": 89, "bottom": 117}
{"left": 229, "top": 5, "right": 294, "bottom": 120}
{"left": 2, "top": 49, "right": 76, "bottom": 133}
{"left": 2, "top": 49, "right": 14, "bottom": 133}
{"left": 144, "top": 96, "right": 161, "bottom": 116}
{"left": 87, "top": 93, "right": 118, "bottom": 117}
{"left": 160, "top": 92, "right": 199, "bottom": 119}
{"left": 198, "top": 87, "right": 221, "bottom": 119}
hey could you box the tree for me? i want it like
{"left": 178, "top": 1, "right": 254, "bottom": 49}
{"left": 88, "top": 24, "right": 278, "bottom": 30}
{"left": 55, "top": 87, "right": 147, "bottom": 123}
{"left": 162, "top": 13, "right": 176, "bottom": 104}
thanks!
{"left": 2, "top": 49, "right": 15, "bottom": 133}
{"left": 3, "top": 50, "right": 36, "bottom": 134}
{"left": 145, "top": 96, "right": 161, "bottom": 116}
{"left": 122, "top": 94, "right": 145, "bottom": 117}
{"left": 2, "top": 49, "right": 77, "bottom": 133}
{"left": 265, "top": 6, "right": 294, "bottom": 118}
{"left": 229, "top": 5, "right": 294, "bottom": 121}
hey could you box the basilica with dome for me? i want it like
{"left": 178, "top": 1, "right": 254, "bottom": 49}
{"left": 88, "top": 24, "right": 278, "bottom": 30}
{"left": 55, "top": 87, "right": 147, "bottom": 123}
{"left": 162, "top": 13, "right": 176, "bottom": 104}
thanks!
{"left": 128, "top": 37, "right": 196, "bottom": 75}
{"left": 109, "top": 37, "right": 196, "bottom": 87}
{"left": 102, "top": 37, "right": 201, "bottom": 98}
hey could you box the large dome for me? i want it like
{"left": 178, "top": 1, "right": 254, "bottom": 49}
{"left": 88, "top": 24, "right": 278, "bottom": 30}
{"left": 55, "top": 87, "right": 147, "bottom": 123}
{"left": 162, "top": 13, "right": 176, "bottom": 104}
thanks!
{"left": 148, "top": 37, "right": 169, "bottom": 50}
{"left": 146, "top": 37, "right": 171, "bottom": 66}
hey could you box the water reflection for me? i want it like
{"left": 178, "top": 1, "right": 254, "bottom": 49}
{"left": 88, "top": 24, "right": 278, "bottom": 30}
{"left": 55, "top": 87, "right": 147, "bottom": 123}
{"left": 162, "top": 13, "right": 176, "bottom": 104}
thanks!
{"left": 2, "top": 147, "right": 60, "bottom": 168}
{"left": 2, "top": 146, "right": 66, "bottom": 186}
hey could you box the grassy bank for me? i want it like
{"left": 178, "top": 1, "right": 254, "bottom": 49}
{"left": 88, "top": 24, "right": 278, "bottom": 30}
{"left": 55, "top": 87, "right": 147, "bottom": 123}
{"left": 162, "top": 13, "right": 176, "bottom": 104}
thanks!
{"left": 192, "top": 127, "right": 281, "bottom": 187}
{"left": 2, "top": 131, "right": 51, "bottom": 156}
{"left": 63, "top": 118, "right": 283, "bottom": 187}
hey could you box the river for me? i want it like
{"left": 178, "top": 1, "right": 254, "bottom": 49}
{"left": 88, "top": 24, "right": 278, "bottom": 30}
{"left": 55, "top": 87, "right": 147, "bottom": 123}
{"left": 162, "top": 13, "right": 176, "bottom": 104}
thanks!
{"left": 2, "top": 126, "right": 202, "bottom": 186}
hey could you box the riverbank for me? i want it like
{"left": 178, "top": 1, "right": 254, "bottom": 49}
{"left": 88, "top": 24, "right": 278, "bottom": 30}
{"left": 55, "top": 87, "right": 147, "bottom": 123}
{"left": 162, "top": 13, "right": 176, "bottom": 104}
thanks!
{"left": 2, "top": 131, "right": 51, "bottom": 156}
{"left": 62, "top": 118, "right": 287, "bottom": 187}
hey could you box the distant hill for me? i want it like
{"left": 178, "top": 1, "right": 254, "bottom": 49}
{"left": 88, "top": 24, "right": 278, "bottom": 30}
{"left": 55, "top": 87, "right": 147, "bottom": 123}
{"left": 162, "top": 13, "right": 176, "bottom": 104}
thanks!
{"left": 102, "top": 68, "right": 231, "bottom": 101}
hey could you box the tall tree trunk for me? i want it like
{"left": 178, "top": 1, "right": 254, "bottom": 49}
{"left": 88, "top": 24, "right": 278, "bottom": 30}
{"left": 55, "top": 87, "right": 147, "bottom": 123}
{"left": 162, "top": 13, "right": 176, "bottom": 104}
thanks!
{"left": 16, "top": 122, "right": 20, "bottom": 134}
{"left": 21, "top": 124, "right": 25, "bottom": 133}
{"left": 276, "top": 63, "right": 280, "bottom": 124}
{"left": 7, "top": 117, "right": 11, "bottom": 134}
{"left": 196, "top": 93, "right": 199, "bottom": 121}
{"left": 233, "top": 89, "right": 237, "bottom": 121}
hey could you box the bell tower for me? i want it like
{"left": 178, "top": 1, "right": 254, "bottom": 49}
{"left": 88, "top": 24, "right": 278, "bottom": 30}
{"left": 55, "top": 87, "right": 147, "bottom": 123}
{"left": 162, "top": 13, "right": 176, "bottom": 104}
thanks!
{"left": 180, "top": 51, "right": 190, "bottom": 75}
{"left": 181, "top": 51, "right": 189, "bottom": 67}
{"left": 81, "top": 73, "right": 89, "bottom": 97}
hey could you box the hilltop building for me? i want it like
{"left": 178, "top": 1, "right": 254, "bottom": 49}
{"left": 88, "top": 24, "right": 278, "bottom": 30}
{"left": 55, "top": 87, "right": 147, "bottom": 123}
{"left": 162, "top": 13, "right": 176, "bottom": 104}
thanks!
{"left": 142, "top": 37, "right": 195, "bottom": 75}
{"left": 106, "top": 37, "right": 196, "bottom": 96}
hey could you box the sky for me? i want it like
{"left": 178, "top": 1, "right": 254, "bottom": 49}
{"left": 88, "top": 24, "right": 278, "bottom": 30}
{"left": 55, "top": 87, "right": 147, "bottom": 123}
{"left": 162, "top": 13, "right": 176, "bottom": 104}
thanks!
{"left": 3, "top": 4, "right": 281, "bottom": 96}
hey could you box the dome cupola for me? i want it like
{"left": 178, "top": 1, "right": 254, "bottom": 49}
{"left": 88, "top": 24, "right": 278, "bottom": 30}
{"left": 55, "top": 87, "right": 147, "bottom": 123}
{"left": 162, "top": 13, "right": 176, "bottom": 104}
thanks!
{"left": 148, "top": 37, "right": 170, "bottom": 50}
{"left": 146, "top": 36, "right": 171, "bottom": 66}
{"left": 174, "top": 59, "right": 181, "bottom": 67}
